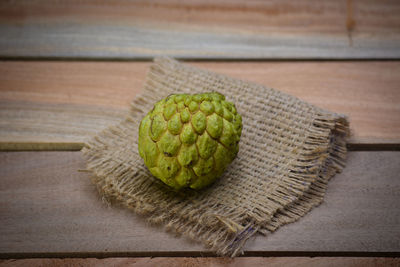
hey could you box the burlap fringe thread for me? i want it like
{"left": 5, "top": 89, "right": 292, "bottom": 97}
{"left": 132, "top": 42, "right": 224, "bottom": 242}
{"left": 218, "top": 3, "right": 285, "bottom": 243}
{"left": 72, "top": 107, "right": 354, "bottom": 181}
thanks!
{"left": 82, "top": 57, "right": 349, "bottom": 257}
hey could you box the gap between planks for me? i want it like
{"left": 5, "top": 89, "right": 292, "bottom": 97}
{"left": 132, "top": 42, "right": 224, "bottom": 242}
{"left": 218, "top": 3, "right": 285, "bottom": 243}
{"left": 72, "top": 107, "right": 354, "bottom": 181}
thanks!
{"left": 1, "top": 257, "right": 399, "bottom": 267}
{"left": 1, "top": 252, "right": 400, "bottom": 260}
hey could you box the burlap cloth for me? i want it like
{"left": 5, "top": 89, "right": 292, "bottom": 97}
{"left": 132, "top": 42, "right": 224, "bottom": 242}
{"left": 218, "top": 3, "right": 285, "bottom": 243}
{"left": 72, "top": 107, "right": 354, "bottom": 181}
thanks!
{"left": 82, "top": 57, "right": 349, "bottom": 256}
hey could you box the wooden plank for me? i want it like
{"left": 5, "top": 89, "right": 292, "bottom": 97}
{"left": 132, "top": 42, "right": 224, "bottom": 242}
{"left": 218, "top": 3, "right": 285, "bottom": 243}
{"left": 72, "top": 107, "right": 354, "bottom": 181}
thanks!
{"left": 0, "top": 61, "right": 147, "bottom": 150}
{"left": 0, "top": 1, "right": 399, "bottom": 59}
{"left": 1, "top": 61, "right": 399, "bottom": 150}
{"left": 0, "top": 151, "right": 399, "bottom": 256}
{"left": 1, "top": 257, "right": 399, "bottom": 267}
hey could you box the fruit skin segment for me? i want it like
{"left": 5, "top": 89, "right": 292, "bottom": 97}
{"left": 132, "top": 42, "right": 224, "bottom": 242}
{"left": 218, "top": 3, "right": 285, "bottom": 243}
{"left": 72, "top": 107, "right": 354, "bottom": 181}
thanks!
{"left": 139, "top": 92, "right": 242, "bottom": 190}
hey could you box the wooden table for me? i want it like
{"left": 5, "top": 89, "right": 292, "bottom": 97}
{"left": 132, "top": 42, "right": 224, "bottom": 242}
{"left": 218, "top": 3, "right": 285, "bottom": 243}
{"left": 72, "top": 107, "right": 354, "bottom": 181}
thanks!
{"left": 0, "top": 1, "right": 399, "bottom": 266}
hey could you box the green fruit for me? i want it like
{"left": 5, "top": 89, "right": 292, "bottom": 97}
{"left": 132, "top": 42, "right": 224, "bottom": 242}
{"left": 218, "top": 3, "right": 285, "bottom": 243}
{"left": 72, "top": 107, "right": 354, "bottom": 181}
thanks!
{"left": 139, "top": 92, "right": 242, "bottom": 190}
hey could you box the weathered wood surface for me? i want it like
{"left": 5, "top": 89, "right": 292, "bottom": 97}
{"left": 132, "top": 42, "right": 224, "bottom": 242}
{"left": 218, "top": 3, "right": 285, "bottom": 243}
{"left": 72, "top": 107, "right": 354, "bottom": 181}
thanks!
{"left": 0, "top": 1, "right": 399, "bottom": 59}
{"left": 1, "top": 257, "right": 399, "bottom": 267}
{"left": 0, "top": 151, "right": 399, "bottom": 256}
{"left": 1, "top": 61, "right": 399, "bottom": 150}
{"left": 0, "top": 61, "right": 145, "bottom": 150}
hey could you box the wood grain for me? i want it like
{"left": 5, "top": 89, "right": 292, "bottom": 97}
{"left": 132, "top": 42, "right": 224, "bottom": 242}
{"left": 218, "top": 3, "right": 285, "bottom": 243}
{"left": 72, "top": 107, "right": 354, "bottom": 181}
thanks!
{"left": 0, "top": 61, "right": 399, "bottom": 150}
{"left": 0, "top": 151, "right": 399, "bottom": 256}
{"left": 0, "top": 0, "right": 399, "bottom": 59}
{"left": 1, "top": 257, "right": 399, "bottom": 267}
{"left": 0, "top": 61, "right": 147, "bottom": 150}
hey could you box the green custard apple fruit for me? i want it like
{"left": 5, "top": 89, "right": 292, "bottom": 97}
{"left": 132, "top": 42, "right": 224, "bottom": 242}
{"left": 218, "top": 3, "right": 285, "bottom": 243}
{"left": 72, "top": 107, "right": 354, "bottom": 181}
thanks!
{"left": 138, "top": 92, "right": 242, "bottom": 190}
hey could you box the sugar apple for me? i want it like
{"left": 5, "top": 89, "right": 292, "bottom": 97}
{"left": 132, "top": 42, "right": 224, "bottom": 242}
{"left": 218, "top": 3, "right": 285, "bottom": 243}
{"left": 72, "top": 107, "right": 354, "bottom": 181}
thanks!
{"left": 138, "top": 92, "right": 242, "bottom": 190}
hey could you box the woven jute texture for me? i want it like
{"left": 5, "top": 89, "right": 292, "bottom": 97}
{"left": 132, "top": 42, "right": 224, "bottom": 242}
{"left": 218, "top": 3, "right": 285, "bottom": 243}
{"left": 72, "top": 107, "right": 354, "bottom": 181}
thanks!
{"left": 82, "top": 57, "right": 349, "bottom": 256}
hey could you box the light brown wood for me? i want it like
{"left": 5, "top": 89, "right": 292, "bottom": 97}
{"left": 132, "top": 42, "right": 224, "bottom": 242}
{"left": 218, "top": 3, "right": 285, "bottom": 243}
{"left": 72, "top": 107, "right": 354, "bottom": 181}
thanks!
{"left": 1, "top": 257, "right": 399, "bottom": 267}
{"left": 0, "top": 62, "right": 147, "bottom": 108}
{"left": 0, "top": 151, "right": 399, "bottom": 255}
{"left": 200, "top": 61, "right": 400, "bottom": 144}
{"left": 0, "top": 61, "right": 399, "bottom": 150}
{"left": 0, "top": 1, "right": 399, "bottom": 59}
{"left": 0, "top": 61, "right": 147, "bottom": 150}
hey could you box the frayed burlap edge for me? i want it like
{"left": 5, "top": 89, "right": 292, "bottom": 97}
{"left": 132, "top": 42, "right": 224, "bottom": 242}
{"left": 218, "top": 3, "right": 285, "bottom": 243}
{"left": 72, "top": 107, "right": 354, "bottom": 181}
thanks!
{"left": 82, "top": 57, "right": 349, "bottom": 257}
